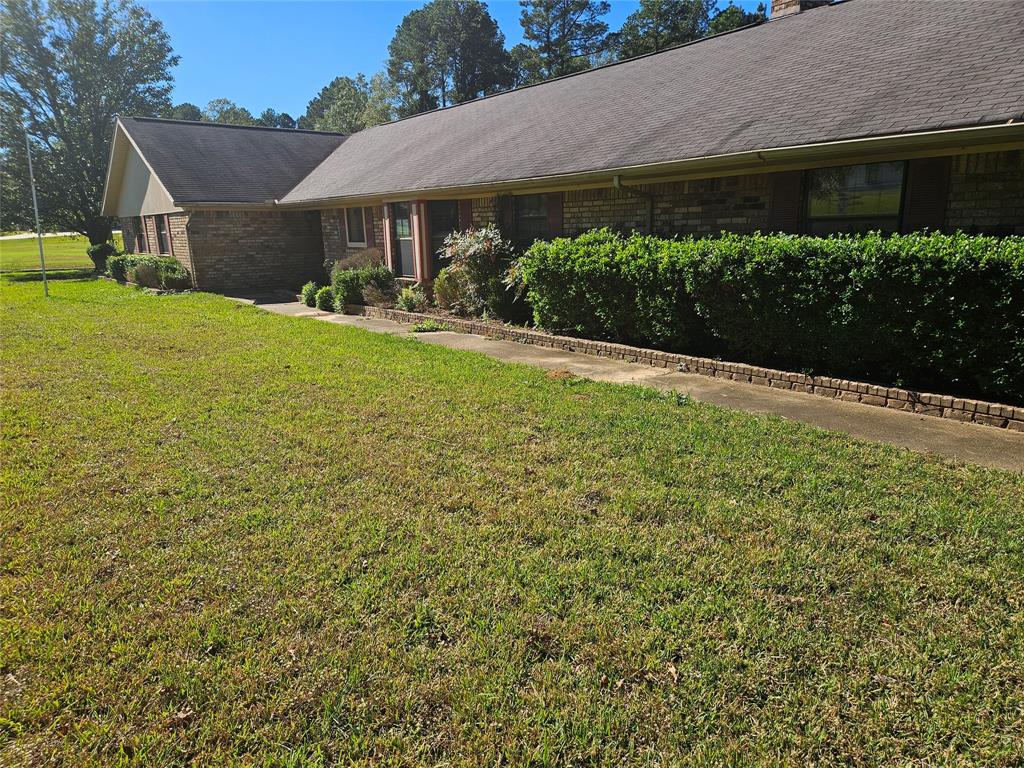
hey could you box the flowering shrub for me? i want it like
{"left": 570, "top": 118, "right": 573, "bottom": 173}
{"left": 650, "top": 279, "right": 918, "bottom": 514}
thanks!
{"left": 439, "top": 226, "right": 518, "bottom": 318}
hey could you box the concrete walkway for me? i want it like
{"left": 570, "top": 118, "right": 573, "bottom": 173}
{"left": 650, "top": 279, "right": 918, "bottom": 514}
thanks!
{"left": 245, "top": 297, "right": 1024, "bottom": 473}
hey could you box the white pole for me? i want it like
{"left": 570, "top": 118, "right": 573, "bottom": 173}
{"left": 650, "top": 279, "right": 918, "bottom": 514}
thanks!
{"left": 25, "top": 129, "right": 48, "bottom": 297}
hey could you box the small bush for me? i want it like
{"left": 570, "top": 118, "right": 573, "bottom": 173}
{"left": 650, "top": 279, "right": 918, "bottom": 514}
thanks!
{"left": 106, "top": 253, "right": 133, "bottom": 282}
{"left": 513, "top": 230, "right": 1024, "bottom": 403}
{"left": 361, "top": 265, "right": 398, "bottom": 304}
{"left": 157, "top": 260, "right": 190, "bottom": 290}
{"left": 411, "top": 319, "right": 450, "bottom": 333}
{"left": 396, "top": 285, "right": 428, "bottom": 312}
{"left": 301, "top": 281, "right": 319, "bottom": 307}
{"left": 432, "top": 266, "right": 472, "bottom": 315}
{"left": 330, "top": 263, "right": 397, "bottom": 308}
{"left": 314, "top": 285, "right": 335, "bottom": 311}
{"left": 440, "top": 226, "right": 520, "bottom": 318}
{"left": 87, "top": 242, "right": 117, "bottom": 273}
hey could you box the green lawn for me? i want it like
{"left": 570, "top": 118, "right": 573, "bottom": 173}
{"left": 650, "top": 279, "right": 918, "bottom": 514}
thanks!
{"left": 2, "top": 277, "right": 1023, "bottom": 766}
{"left": 0, "top": 233, "right": 123, "bottom": 273}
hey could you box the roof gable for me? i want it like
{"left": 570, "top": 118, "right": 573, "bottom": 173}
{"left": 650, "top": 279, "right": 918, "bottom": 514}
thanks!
{"left": 105, "top": 118, "right": 347, "bottom": 210}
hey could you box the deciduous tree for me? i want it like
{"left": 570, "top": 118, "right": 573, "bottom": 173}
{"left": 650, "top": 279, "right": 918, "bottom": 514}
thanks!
{"left": 1, "top": 0, "right": 178, "bottom": 243}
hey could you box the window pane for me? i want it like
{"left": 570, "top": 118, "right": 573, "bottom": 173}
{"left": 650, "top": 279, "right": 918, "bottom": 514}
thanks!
{"left": 807, "top": 162, "right": 904, "bottom": 220}
{"left": 155, "top": 216, "right": 170, "bottom": 254}
{"left": 345, "top": 207, "right": 365, "bottom": 244}
{"left": 392, "top": 203, "right": 411, "bottom": 238}
{"left": 514, "top": 194, "right": 548, "bottom": 246}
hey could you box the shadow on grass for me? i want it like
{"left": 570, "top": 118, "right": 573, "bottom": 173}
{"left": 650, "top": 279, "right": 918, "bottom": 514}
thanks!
{"left": 3, "top": 269, "right": 97, "bottom": 282}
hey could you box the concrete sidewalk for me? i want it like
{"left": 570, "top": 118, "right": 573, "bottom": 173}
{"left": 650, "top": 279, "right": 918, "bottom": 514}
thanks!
{"left": 246, "top": 297, "right": 1024, "bottom": 473}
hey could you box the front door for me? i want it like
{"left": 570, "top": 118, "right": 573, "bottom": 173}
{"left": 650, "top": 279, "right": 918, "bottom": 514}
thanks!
{"left": 391, "top": 202, "right": 415, "bottom": 277}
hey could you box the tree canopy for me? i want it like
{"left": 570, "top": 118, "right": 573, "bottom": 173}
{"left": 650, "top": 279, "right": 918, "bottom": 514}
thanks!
{"left": 1, "top": 0, "right": 179, "bottom": 242}
{"left": 387, "top": 0, "right": 512, "bottom": 118}
{"left": 707, "top": 2, "right": 767, "bottom": 35}
{"left": 518, "top": 0, "right": 610, "bottom": 82}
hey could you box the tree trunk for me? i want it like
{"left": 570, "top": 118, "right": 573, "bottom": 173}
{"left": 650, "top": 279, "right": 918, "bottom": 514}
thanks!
{"left": 85, "top": 216, "right": 113, "bottom": 245}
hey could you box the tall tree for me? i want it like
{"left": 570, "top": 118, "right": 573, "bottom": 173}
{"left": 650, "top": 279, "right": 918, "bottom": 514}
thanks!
{"left": 518, "top": 0, "right": 610, "bottom": 82}
{"left": 359, "top": 72, "right": 398, "bottom": 128}
{"left": 707, "top": 1, "right": 766, "bottom": 35}
{"left": 387, "top": 0, "right": 512, "bottom": 118}
{"left": 614, "top": 0, "right": 715, "bottom": 59}
{"left": 167, "top": 102, "right": 203, "bottom": 121}
{"left": 299, "top": 75, "right": 370, "bottom": 132}
{"left": 257, "top": 108, "right": 296, "bottom": 129}
{"left": 1, "top": 0, "right": 178, "bottom": 243}
{"left": 202, "top": 98, "right": 257, "bottom": 126}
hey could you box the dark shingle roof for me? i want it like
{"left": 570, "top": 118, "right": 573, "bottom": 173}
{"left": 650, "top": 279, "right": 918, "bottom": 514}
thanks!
{"left": 282, "top": 0, "right": 1024, "bottom": 204}
{"left": 118, "top": 117, "right": 347, "bottom": 204}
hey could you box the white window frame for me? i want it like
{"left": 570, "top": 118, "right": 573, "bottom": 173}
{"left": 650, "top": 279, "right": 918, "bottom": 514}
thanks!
{"left": 344, "top": 207, "right": 367, "bottom": 248}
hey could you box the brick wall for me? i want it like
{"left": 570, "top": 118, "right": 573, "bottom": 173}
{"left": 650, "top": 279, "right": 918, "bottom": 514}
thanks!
{"left": 166, "top": 213, "right": 193, "bottom": 278}
{"left": 469, "top": 173, "right": 776, "bottom": 238}
{"left": 565, "top": 176, "right": 775, "bottom": 236}
{"left": 945, "top": 150, "right": 1024, "bottom": 236}
{"left": 321, "top": 206, "right": 386, "bottom": 266}
{"left": 187, "top": 209, "right": 324, "bottom": 292}
{"left": 471, "top": 197, "right": 498, "bottom": 228}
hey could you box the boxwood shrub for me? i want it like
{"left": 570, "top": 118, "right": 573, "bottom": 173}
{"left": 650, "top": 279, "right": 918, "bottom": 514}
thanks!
{"left": 513, "top": 230, "right": 1024, "bottom": 403}
{"left": 330, "top": 263, "right": 397, "bottom": 307}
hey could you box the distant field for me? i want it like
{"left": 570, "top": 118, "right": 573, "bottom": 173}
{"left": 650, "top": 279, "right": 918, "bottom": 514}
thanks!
{"left": 0, "top": 233, "right": 123, "bottom": 273}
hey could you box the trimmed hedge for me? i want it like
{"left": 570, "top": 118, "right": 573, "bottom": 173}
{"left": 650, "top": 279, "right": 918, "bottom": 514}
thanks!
{"left": 107, "top": 253, "right": 191, "bottom": 290}
{"left": 330, "top": 264, "right": 397, "bottom": 307}
{"left": 513, "top": 230, "right": 1024, "bottom": 403}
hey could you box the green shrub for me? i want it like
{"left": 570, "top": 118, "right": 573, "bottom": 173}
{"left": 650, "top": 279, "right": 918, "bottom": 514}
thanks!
{"left": 512, "top": 228, "right": 709, "bottom": 351}
{"left": 157, "top": 259, "right": 191, "bottom": 290}
{"left": 314, "top": 285, "right": 335, "bottom": 311}
{"left": 86, "top": 242, "right": 117, "bottom": 273}
{"left": 513, "top": 230, "right": 1024, "bottom": 403}
{"left": 396, "top": 285, "right": 428, "bottom": 312}
{"left": 432, "top": 266, "right": 472, "bottom": 315}
{"left": 331, "top": 269, "right": 365, "bottom": 306}
{"left": 300, "top": 281, "right": 319, "bottom": 307}
{"left": 440, "top": 226, "right": 520, "bottom": 319}
{"left": 411, "top": 319, "right": 450, "bottom": 332}
{"left": 106, "top": 253, "right": 133, "bottom": 282}
{"left": 330, "top": 263, "right": 397, "bottom": 307}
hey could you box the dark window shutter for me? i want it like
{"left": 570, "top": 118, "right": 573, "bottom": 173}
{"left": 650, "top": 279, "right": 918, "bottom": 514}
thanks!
{"left": 458, "top": 199, "right": 473, "bottom": 230}
{"left": 546, "top": 192, "right": 563, "bottom": 238}
{"left": 901, "top": 157, "right": 951, "bottom": 234}
{"left": 770, "top": 171, "right": 804, "bottom": 234}
{"left": 365, "top": 207, "right": 376, "bottom": 248}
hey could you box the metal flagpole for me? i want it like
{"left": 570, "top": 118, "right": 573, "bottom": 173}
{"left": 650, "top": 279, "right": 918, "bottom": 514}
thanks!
{"left": 25, "top": 129, "right": 49, "bottom": 297}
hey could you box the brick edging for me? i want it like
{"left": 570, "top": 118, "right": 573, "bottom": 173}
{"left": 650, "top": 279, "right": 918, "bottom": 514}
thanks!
{"left": 346, "top": 305, "right": 1023, "bottom": 432}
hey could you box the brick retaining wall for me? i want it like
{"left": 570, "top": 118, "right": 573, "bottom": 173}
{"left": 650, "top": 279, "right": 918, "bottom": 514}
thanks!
{"left": 347, "top": 305, "right": 1023, "bottom": 432}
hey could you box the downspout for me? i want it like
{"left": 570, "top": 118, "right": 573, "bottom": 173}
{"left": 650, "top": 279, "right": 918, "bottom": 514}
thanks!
{"left": 613, "top": 175, "right": 655, "bottom": 234}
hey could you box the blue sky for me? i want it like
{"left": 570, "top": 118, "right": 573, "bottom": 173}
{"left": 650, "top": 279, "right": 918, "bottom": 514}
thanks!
{"left": 143, "top": 0, "right": 764, "bottom": 119}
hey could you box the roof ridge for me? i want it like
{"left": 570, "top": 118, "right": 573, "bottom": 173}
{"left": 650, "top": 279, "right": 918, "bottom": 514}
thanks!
{"left": 121, "top": 115, "right": 349, "bottom": 137}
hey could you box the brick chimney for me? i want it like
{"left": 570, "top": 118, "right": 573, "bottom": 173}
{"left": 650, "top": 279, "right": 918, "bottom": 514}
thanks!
{"left": 772, "top": 0, "right": 831, "bottom": 17}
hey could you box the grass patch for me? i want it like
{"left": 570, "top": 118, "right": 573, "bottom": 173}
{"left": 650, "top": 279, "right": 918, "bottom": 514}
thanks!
{"left": 0, "top": 233, "right": 123, "bottom": 273}
{"left": 1, "top": 277, "right": 1022, "bottom": 766}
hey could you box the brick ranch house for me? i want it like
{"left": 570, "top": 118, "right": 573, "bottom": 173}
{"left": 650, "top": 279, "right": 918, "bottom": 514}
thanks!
{"left": 101, "top": 0, "right": 1024, "bottom": 293}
